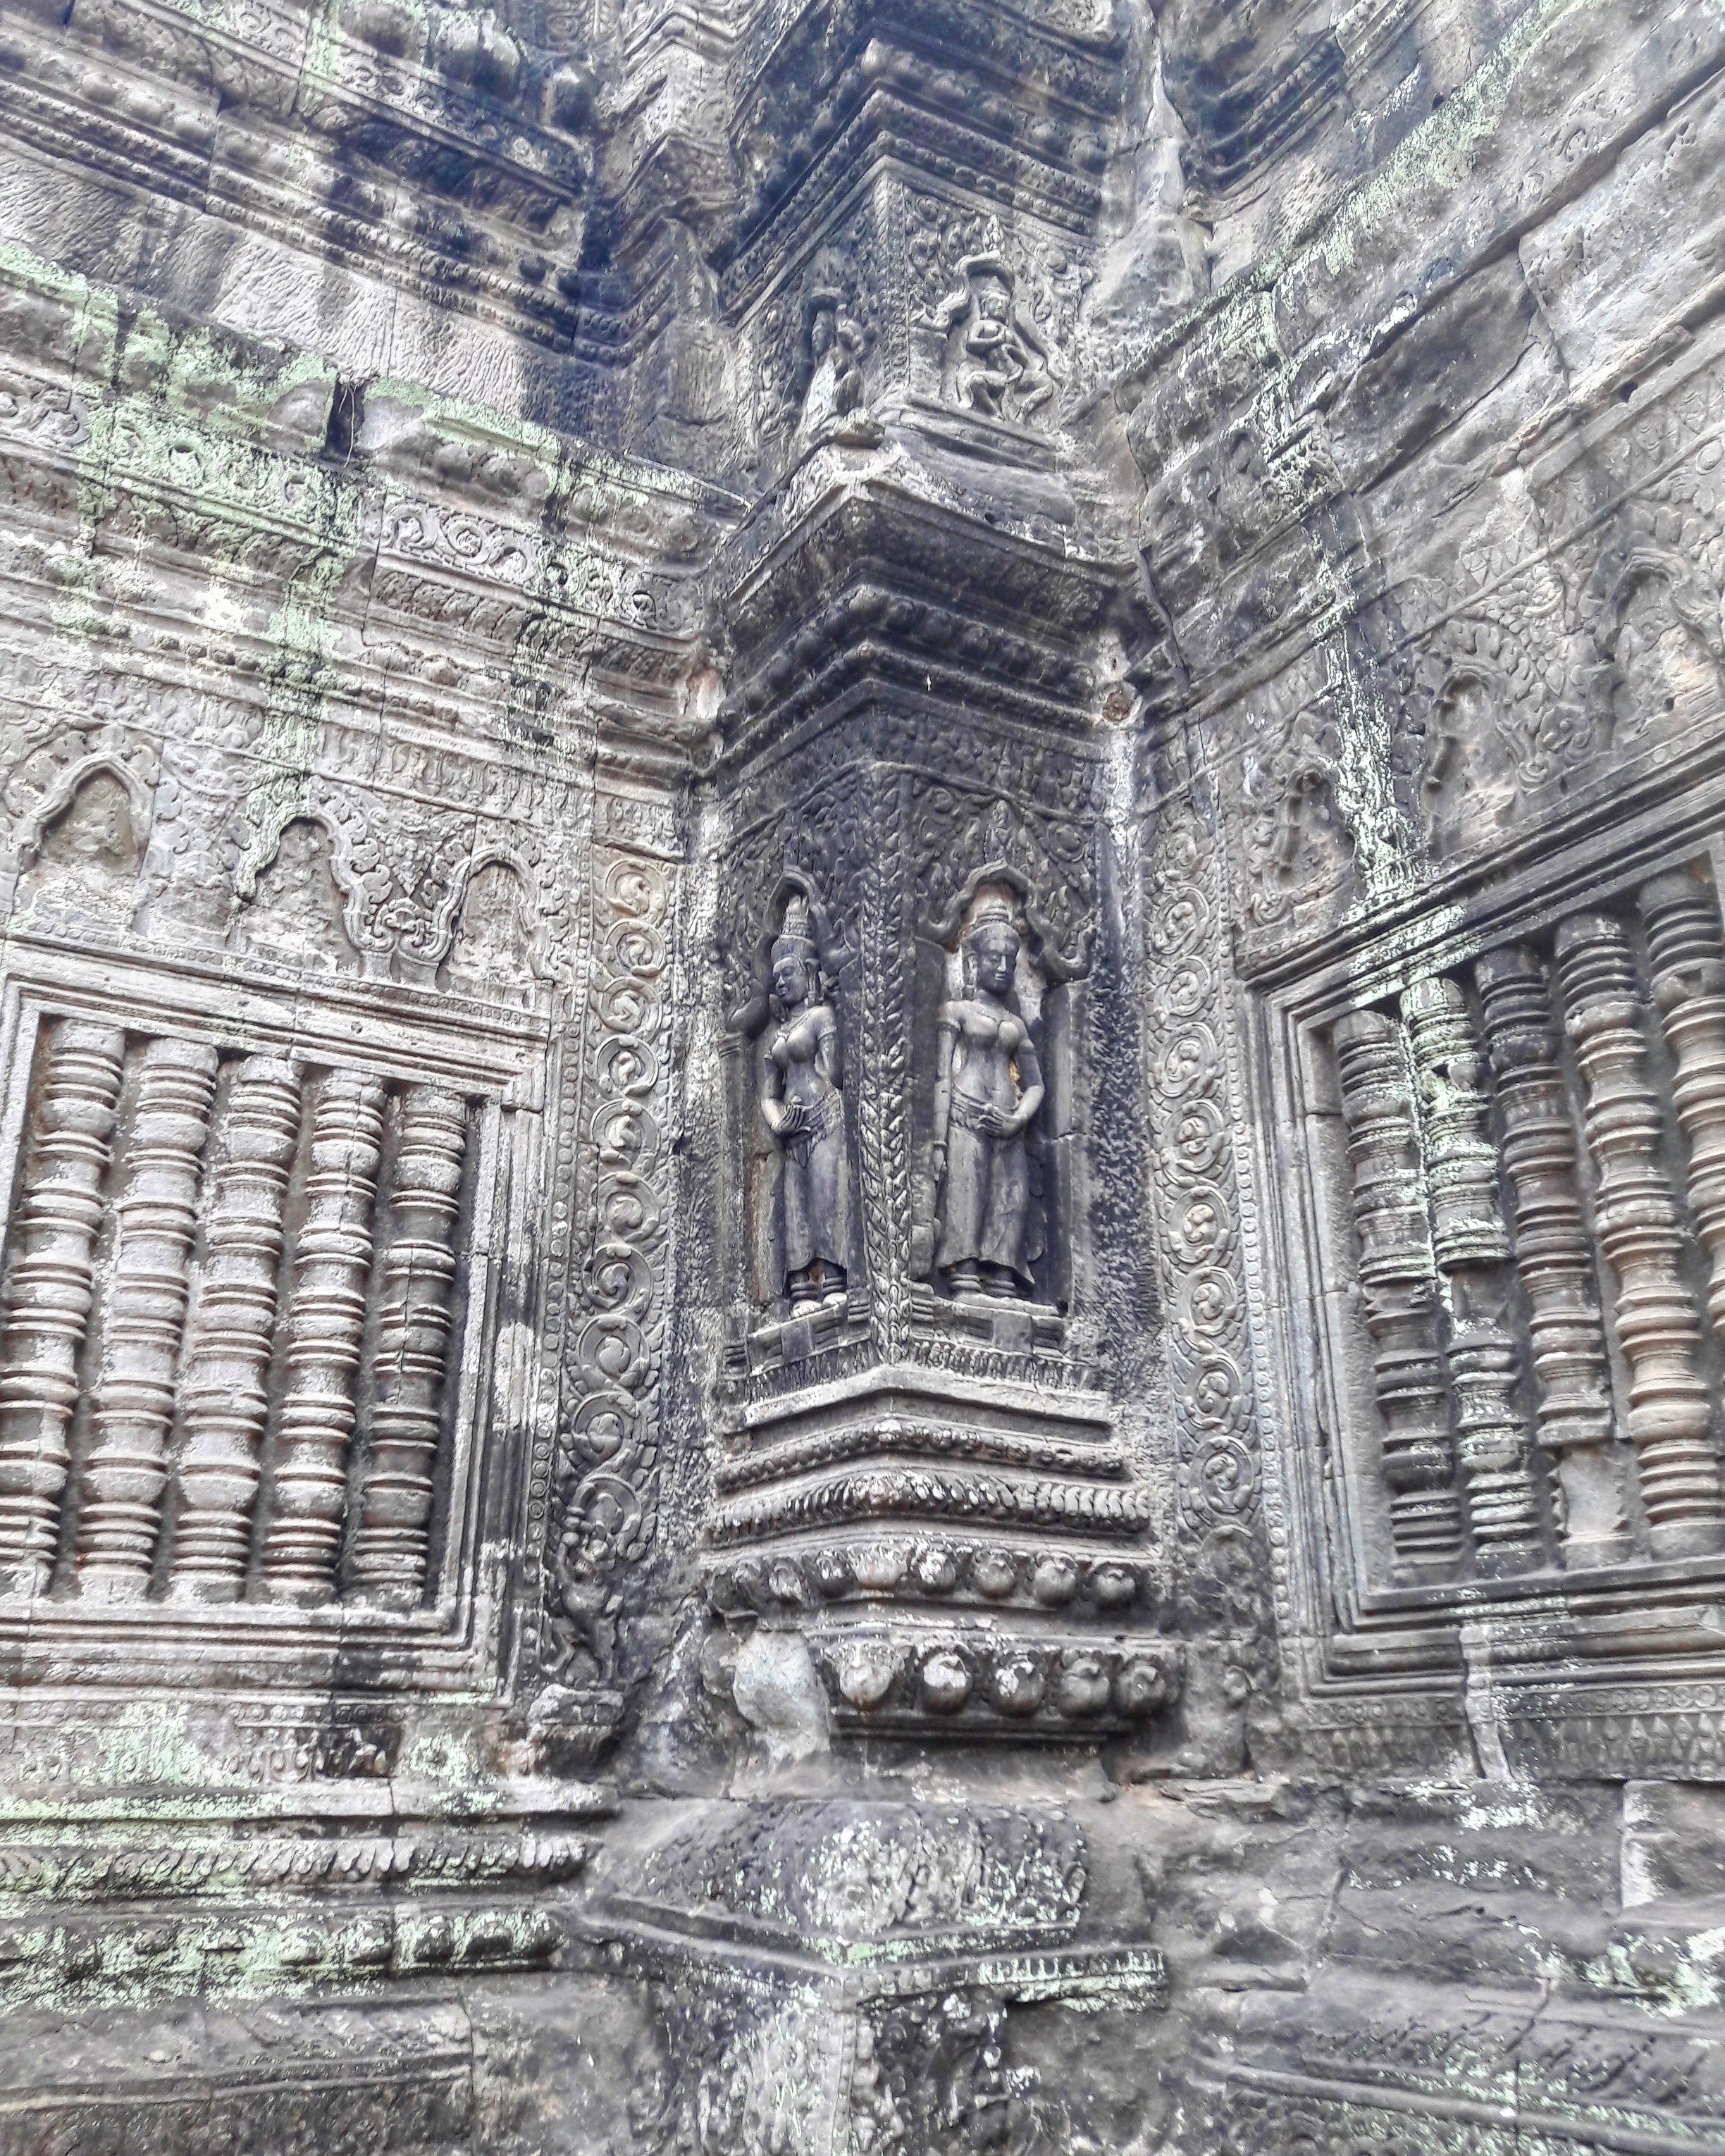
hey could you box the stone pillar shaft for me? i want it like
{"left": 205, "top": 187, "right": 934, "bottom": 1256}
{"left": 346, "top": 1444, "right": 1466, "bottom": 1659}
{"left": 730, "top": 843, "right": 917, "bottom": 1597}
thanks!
{"left": 77, "top": 1036, "right": 219, "bottom": 1595}
{"left": 349, "top": 1084, "right": 467, "bottom": 1606}
{"left": 0, "top": 1020, "right": 126, "bottom": 1594}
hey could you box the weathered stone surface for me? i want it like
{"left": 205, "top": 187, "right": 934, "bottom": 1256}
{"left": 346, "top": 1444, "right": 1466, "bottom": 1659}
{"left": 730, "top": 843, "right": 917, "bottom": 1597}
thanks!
{"left": 1, "top": 0, "right": 1724, "bottom": 2146}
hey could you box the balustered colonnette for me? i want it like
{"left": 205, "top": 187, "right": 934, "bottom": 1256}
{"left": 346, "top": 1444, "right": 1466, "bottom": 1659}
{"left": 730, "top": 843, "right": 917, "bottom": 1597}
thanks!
{"left": 1332, "top": 1008, "right": 1461, "bottom": 1575}
{"left": 1330, "top": 867, "right": 1725, "bottom": 1583}
{"left": 0, "top": 1020, "right": 474, "bottom": 1607}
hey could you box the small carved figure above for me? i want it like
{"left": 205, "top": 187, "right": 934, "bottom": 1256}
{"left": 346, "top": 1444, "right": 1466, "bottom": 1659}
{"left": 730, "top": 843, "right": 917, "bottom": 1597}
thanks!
{"left": 13, "top": 765, "right": 144, "bottom": 927}
{"left": 934, "top": 255, "right": 1056, "bottom": 428}
{"left": 230, "top": 817, "right": 359, "bottom": 972}
{"left": 929, "top": 885, "right": 1046, "bottom": 1301}
{"left": 1600, "top": 550, "right": 1725, "bottom": 745}
{"left": 758, "top": 892, "right": 854, "bottom": 1311}
{"left": 440, "top": 859, "right": 540, "bottom": 1005}
{"left": 796, "top": 273, "right": 881, "bottom": 450}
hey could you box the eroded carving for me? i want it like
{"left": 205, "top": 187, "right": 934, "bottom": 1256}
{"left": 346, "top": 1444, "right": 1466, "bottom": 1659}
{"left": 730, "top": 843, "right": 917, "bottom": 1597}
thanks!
{"left": 796, "top": 268, "right": 880, "bottom": 450}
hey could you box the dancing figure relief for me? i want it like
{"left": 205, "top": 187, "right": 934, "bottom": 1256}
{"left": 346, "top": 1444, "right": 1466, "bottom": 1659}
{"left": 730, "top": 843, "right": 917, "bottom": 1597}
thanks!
{"left": 936, "top": 255, "right": 1056, "bottom": 428}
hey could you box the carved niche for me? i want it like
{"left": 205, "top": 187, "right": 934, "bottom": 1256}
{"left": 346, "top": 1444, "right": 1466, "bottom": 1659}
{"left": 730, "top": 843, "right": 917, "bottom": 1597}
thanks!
{"left": 729, "top": 876, "right": 859, "bottom": 1316}
{"left": 1407, "top": 605, "right": 1597, "bottom": 857}
{"left": 1591, "top": 543, "right": 1725, "bottom": 748}
{"left": 230, "top": 814, "right": 363, "bottom": 972}
{"left": 913, "top": 871, "right": 1064, "bottom": 1312}
{"left": 702, "top": 767, "right": 1174, "bottom": 1745}
{"left": 1238, "top": 672, "right": 1357, "bottom": 929}
{"left": 438, "top": 856, "right": 548, "bottom": 1008}
{"left": 11, "top": 760, "right": 149, "bottom": 929}
{"left": 908, "top": 796, "right": 1093, "bottom": 1336}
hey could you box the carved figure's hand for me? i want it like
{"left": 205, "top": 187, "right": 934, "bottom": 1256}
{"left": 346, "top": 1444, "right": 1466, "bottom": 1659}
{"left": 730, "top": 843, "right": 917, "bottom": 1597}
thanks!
{"left": 776, "top": 1098, "right": 808, "bottom": 1139}
{"left": 979, "top": 1105, "right": 1018, "bottom": 1138}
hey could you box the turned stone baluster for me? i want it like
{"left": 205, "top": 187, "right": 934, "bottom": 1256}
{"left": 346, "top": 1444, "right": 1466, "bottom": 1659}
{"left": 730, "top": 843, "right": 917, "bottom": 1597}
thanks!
{"left": 75, "top": 1036, "right": 219, "bottom": 1597}
{"left": 1556, "top": 911, "right": 1725, "bottom": 1559}
{"left": 0, "top": 1021, "right": 126, "bottom": 1594}
{"left": 168, "top": 1056, "right": 302, "bottom": 1598}
{"left": 1404, "top": 977, "right": 1544, "bottom": 1574}
{"left": 1641, "top": 869, "right": 1725, "bottom": 1343}
{"left": 348, "top": 1085, "right": 466, "bottom": 1606}
{"left": 1475, "top": 946, "right": 1627, "bottom": 1566}
{"left": 1333, "top": 1008, "right": 1463, "bottom": 1576}
{"left": 260, "top": 1069, "right": 385, "bottom": 1601}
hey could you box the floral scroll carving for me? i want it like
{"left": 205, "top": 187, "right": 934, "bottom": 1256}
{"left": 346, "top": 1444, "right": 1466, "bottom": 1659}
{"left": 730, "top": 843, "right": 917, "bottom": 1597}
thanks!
{"left": 540, "top": 846, "right": 670, "bottom": 1723}
{"left": 1144, "top": 812, "right": 1261, "bottom": 1543}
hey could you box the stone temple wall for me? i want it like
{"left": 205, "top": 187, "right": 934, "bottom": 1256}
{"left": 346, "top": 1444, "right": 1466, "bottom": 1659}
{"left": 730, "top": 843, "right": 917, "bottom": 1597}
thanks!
{"left": 0, "top": 0, "right": 1723, "bottom": 2148}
